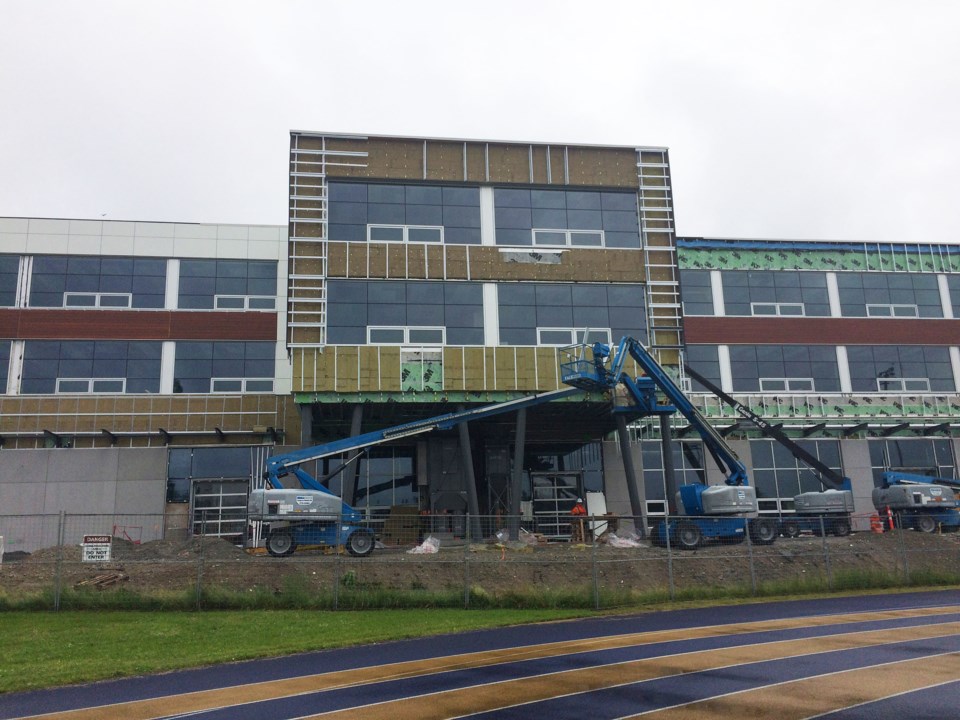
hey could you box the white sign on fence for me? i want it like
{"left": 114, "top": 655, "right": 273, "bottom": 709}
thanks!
{"left": 81, "top": 535, "right": 112, "bottom": 563}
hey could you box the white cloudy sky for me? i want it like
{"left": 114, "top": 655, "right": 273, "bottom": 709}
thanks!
{"left": 1, "top": 0, "right": 958, "bottom": 243}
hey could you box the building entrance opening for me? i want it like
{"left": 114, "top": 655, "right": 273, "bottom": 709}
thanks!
{"left": 531, "top": 471, "right": 582, "bottom": 539}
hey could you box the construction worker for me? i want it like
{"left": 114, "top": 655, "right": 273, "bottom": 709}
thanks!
{"left": 571, "top": 497, "right": 587, "bottom": 543}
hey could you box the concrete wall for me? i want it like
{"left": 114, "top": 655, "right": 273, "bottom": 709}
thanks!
{"left": 0, "top": 447, "right": 167, "bottom": 552}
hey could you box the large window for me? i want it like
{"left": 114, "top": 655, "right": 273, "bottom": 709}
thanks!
{"left": 324, "top": 447, "right": 418, "bottom": 510}
{"left": 729, "top": 345, "right": 841, "bottom": 393}
{"left": 21, "top": 340, "right": 162, "bottom": 394}
{"left": 179, "top": 259, "right": 277, "bottom": 310}
{"left": 869, "top": 439, "right": 955, "bottom": 486}
{"left": 174, "top": 341, "right": 275, "bottom": 393}
{"left": 326, "top": 280, "right": 484, "bottom": 346}
{"left": 0, "top": 255, "right": 19, "bottom": 307}
{"left": 721, "top": 271, "right": 829, "bottom": 317}
{"left": 837, "top": 272, "right": 942, "bottom": 318}
{"left": 0, "top": 340, "right": 9, "bottom": 390}
{"left": 847, "top": 345, "right": 953, "bottom": 393}
{"left": 679, "top": 269, "right": 714, "bottom": 316}
{"left": 30, "top": 256, "right": 166, "bottom": 309}
{"left": 494, "top": 188, "right": 640, "bottom": 248}
{"left": 750, "top": 439, "right": 843, "bottom": 512}
{"left": 328, "top": 182, "right": 481, "bottom": 245}
{"left": 498, "top": 283, "right": 646, "bottom": 346}
{"left": 641, "top": 441, "right": 705, "bottom": 515}
{"left": 684, "top": 345, "right": 721, "bottom": 392}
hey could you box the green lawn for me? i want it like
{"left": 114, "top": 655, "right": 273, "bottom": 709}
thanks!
{"left": 0, "top": 609, "right": 587, "bottom": 694}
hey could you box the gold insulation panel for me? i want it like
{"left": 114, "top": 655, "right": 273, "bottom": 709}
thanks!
{"left": 292, "top": 346, "right": 648, "bottom": 395}
{"left": 0, "top": 395, "right": 298, "bottom": 449}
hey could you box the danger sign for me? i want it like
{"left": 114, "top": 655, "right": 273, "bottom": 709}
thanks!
{"left": 81, "top": 535, "right": 112, "bottom": 563}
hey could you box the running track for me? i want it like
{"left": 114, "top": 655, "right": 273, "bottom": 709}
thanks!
{"left": 3, "top": 590, "right": 960, "bottom": 719}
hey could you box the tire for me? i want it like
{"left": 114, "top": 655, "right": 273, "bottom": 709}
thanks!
{"left": 266, "top": 529, "right": 296, "bottom": 557}
{"left": 346, "top": 528, "right": 375, "bottom": 557}
{"left": 780, "top": 520, "right": 801, "bottom": 538}
{"left": 649, "top": 522, "right": 667, "bottom": 548}
{"left": 749, "top": 518, "right": 778, "bottom": 546}
{"left": 916, "top": 515, "right": 937, "bottom": 534}
{"left": 675, "top": 521, "right": 702, "bottom": 550}
{"left": 831, "top": 518, "right": 852, "bottom": 537}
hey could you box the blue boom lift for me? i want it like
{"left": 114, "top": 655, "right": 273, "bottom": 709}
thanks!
{"left": 683, "top": 364, "right": 855, "bottom": 538}
{"left": 874, "top": 471, "right": 960, "bottom": 533}
{"left": 249, "top": 387, "right": 580, "bottom": 557}
{"left": 560, "top": 336, "right": 779, "bottom": 549}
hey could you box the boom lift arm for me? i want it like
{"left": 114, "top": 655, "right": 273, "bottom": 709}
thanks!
{"left": 563, "top": 336, "right": 748, "bottom": 486}
{"left": 264, "top": 387, "right": 582, "bottom": 489}
{"left": 682, "top": 365, "right": 852, "bottom": 492}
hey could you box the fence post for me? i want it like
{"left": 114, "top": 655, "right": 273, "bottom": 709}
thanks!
{"left": 464, "top": 513, "right": 471, "bottom": 609}
{"left": 54, "top": 511, "right": 65, "bottom": 612}
{"left": 664, "top": 519, "right": 675, "bottom": 601}
{"left": 333, "top": 512, "right": 341, "bottom": 611}
{"left": 746, "top": 520, "right": 757, "bottom": 596}
{"left": 895, "top": 514, "right": 910, "bottom": 583}
{"left": 820, "top": 516, "right": 833, "bottom": 591}
{"left": 591, "top": 518, "right": 599, "bottom": 610}
{"left": 195, "top": 510, "right": 206, "bottom": 611}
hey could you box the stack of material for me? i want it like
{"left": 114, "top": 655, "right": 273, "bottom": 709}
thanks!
{"left": 380, "top": 506, "right": 421, "bottom": 545}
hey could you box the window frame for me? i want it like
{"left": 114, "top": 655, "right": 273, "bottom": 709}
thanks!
{"left": 750, "top": 302, "right": 805, "bottom": 317}
{"left": 63, "top": 292, "right": 133, "bottom": 309}
{"left": 367, "top": 326, "right": 447, "bottom": 345}
{"left": 536, "top": 327, "right": 612, "bottom": 347}
{"left": 213, "top": 295, "right": 277, "bottom": 311}
{"left": 866, "top": 303, "right": 919, "bottom": 318}
{"left": 55, "top": 377, "right": 127, "bottom": 394}
{"left": 210, "top": 377, "right": 276, "bottom": 393}
{"left": 366, "top": 224, "right": 444, "bottom": 244}
{"left": 531, "top": 229, "right": 605, "bottom": 248}
{"left": 758, "top": 377, "right": 816, "bottom": 392}
{"left": 876, "top": 377, "right": 931, "bottom": 393}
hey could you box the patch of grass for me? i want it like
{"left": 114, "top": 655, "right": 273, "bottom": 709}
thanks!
{"left": 0, "top": 608, "right": 587, "bottom": 694}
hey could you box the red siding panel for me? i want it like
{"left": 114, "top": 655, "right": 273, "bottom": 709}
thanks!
{"left": 684, "top": 317, "right": 960, "bottom": 346}
{"left": 0, "top": 309, "right": 276, "bottom": 341}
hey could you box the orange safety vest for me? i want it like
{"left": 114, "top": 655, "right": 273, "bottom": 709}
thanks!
{"left": 571, "top": 503, "right": 586, "bottom": 516}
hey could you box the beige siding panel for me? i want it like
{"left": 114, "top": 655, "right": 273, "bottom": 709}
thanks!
{"left": 550, "top": 147, "right": 566, "bottom": 183}
{"left": 359, "top": 346, "right": 381, "bottom": 391}
{"left": 445, "top": 244, "right": 468, "bottom": 280}
{"left": 531, "top": 145, "right": 550, "bottom": 185}
{"left": 347, "top": 243, "right": 368, "bottom": 279}
{"left": 493, "top": 347, "right": 518, "bottom": 391}
{"left": 297, "top": 135, "right": 326, "bottom": 152}
{"left": 461, "top": 347, "right": 486, "bottom": 390}
{"left": 465, "top": 144, "right": 487, "bottom": 182}
{"left": 406, "top": 244, "right": 427, "bottom": 279}
{"left": 367, "top": 243, "right": 387, "bottom": 278}
{"left": 487, "top": 143, "right": 531, "bottom": 184}
{"left": 566, "top": 147, "right": 639, "bottom": 188}
{"left": 379, "top": 346, "right": 402, "bottom": 391}
{"left": 327, "top": 242, "right": 348, "bottom": 277}
{"left": 387, "top": 244, "right": 407, "bottom": 278}
{"left": 443, "top": 347, "right": 465, "bottom": 390}
{"left": 425, "top": 244, "right": 444, "bottom": 278}
{"left": 334, "top": 138, "right": 423, "bottom": 180}
{"left": 425, "top": 140, "right": 465, "bottom": 182}
{"left": 513, "top": 347, "right": 538, "bottom": 388}
{"left": 536, "top": 347, "right": 562, "bottom": 391}
{"left": 334, "top": 348, "right": 359, "bottom": 392}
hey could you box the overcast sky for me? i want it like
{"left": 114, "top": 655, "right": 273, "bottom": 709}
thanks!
{"left": 1, "top": 1, "right": 958, "bottom": 243}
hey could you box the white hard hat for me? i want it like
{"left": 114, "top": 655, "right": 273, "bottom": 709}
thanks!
{"left": 576, "top": 497, "right": 583, "bottom": 503}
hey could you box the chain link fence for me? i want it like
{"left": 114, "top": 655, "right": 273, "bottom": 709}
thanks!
{"left": 1, "top": 511, "right": 958, "bottom": 611}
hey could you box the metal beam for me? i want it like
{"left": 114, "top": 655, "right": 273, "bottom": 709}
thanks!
{"left": 719, "top": 422, "right": 742, "bottom": 438}
{"left": 843, "top": 423, "right": 868, "bottom": 437}
{"left": 616, "top": 413, "right": 645, "bottom": 536}
{"left": 880, "top": 423, "right": 910, "bottom": 437}
{"left": 923, "top": 422, "right": 951, "bottom": 437}
{"left": 101, "top": 428, "right": 118, "bottom": 446}
{"left": 802, "top": 422, "right": 827, "bottom": 437}
{"left": 509, "top": 407, "right": 527, "bottom": 541}
{"left": 158, "top": 428, "right": 172, "bottom": 445}
{"left": 457, "top": 405, "right": 483, "bottom": 540}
